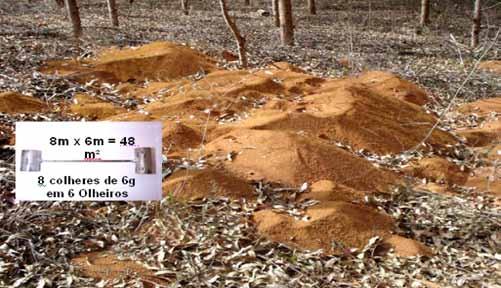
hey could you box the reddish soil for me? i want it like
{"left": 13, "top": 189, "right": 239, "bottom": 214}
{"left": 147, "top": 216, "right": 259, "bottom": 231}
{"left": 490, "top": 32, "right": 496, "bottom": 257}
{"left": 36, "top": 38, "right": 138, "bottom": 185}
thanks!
{"left": 72, "top": 252, "right": 169, "bottom": 287}
{"left": 382, "top": 235, "right": 433, "bottom": 257}
{"left": 162, "top": 121, "right": 202, "bottom": 155}
{"left": 466, "top": 166, "right": 501, "bottom": 196}
{"left": 479, "top": 61, "right": 501, "bottom": 74}
{"left": 403, "top": 157, "right": 469, "bottom": 186}
{"left": 0, "top": 91, "right": 47, "bottom": 113}
{"left": 204, "top": 129, "right": 399, "bottom": 192}
{"left": 298, "top": 180, "right": 367, "bottom": 203}
{"left": 455, "top": 98, "right": 500, "bottom": 198}
{"left": 162, "top": 168, "right": 255, "bottom": 201}
{"left": 47, "top": 44, "right": 453, "bottom": 156}
{"left": 32, "top": 42, "right": 500, "bottom": 277}
{"left": 69, "top": 93, "right": 126, "bottom": 119}
{"left": 457, "top": 97, "right": 501, "bottom": 116}
{"left": 41, "top": 41, "right": 217, "bottom": 83}
{"left": 356, "top": 71, "right": 429, "bottom": 105}
{"left": 253, "top": 201, "right": 394, "bottom": 254}
{"left": 214, "top": 76, "right": 454, "bottom": 154}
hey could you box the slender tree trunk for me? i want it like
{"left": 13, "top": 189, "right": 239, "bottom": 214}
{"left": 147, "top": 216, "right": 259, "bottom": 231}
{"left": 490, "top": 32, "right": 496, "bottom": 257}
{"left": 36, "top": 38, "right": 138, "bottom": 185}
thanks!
{"left": 219, "top": 0, "right": 248, "bottom": 68}
{"left": 272, "top": 0, "right": 280, "bottom": 27}
{"left": 420, "top": 0, "right": 430, "bottom": 26}
{"left": 107, "top": 0, "right": 119, "bottom": 27}
{"left": 181, "top": 0, "right": 189, "bottom": 15}
{"left": 278, "top": 0, "right": 294, "bottom": 45}
{"left": 244, "top": 0, "right": 250, "bottom": 6}
{"left": 64, "top": 0, "right": 82, "bottom": 37}
{"left": 308, "top": 0, "right": 316, "bottom": 15}
{"left": 471, "top": 0, "right": 481, "bottom": 48}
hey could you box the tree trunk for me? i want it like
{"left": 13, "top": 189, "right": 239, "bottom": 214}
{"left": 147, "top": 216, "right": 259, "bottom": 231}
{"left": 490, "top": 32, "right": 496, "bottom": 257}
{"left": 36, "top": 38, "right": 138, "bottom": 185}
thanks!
{"left": 107, "top": 0, "right": 119, "bottom": 27}
{"left": 471, "top": 0, "right": 481, "bottom": 48}
{"left": 244, "top": 0, "right": 250, "bottom": 6}
{"left": 272, "top": 0, "right": 280, "bottom": 27}
{"left": 278, "top": 0, "right": 294, "bottom": 46}
{"left": 64, "top": 0, "right": 82, "bottom": 38}
{"left": 420, "top": 0, "right": 430, "bottom": 26}
{"left": 308, "top": 0, "right": 316, "bottom": 15}
{"left": 181, "top": 0, "right": 189, "bottom": 15}
{"left": 219, "top": 0, "right": 248, "bottom": 68}
{"left": 55, "top": 0, "right": 64, "bottom": 8}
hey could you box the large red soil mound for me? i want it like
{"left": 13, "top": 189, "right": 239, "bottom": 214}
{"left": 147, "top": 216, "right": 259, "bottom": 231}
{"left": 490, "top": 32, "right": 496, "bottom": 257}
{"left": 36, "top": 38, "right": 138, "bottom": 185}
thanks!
{"left": 34, "top": 42, "right": 470, "bottom": 263}
{"left": 253, "top": 201, "right": 394, "bottom": 253}
{"left": 163, "top": 168, "right": 255, "bottom": 201}
{"left": 41, "top": 41, "right": 217, "bottom": 83}
{"left": 204, "top": 129, "right": 399, "bottom": 192}
{"left": 0, "top": 91, "right": 47, "bottom": 113}
{"left": 214, "top": 79, "right": 454, "bottom": 154}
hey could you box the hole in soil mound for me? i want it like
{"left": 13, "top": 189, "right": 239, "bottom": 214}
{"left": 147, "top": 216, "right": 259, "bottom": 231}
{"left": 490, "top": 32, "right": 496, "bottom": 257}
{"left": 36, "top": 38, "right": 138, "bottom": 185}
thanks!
{"left": 204, "top": 129, "right": 399, "bottom": 192}
{"left": 41, "top": 41, "right": 217, "bottom": 83}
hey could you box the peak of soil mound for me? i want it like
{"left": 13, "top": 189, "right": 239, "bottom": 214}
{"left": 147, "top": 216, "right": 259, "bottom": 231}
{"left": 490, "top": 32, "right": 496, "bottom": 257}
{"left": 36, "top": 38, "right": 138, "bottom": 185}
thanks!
{"left": 0, "top": 91, "right": 46, "bottom": 113}
{"left": 253, "top": 201, "right": 394, "bottom": 254}
{"left": 162, "top": 121, "right": 202, "bottom": 154}
{"left": 204, "top": 129, "right": 399, "bottom": 192}
{"left": 357, "top": 71, "right": 429, "bottom": 105}
{"left": 41, "top": 41, "right": 217, "bottom": 83}
{"left": 403, "top": 157, "right": 469, "bottom": 186}
{"left": 69, "top": 93, "right": 126, "bottom": 119}
{"left": 479, "top": 60, "right": 501, "bottom": 74}
{"left": 217, "top": 81, "right": 454, "bottom": 154}
{"left": 163, "top": 168, "right": 255, "bottom": 200}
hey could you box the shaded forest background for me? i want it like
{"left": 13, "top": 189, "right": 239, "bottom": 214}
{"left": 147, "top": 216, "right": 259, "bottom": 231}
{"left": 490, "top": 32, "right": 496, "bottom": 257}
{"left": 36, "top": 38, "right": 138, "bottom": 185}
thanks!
{"left": 1, "top": 0, "right": 499, "bottom": 106}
